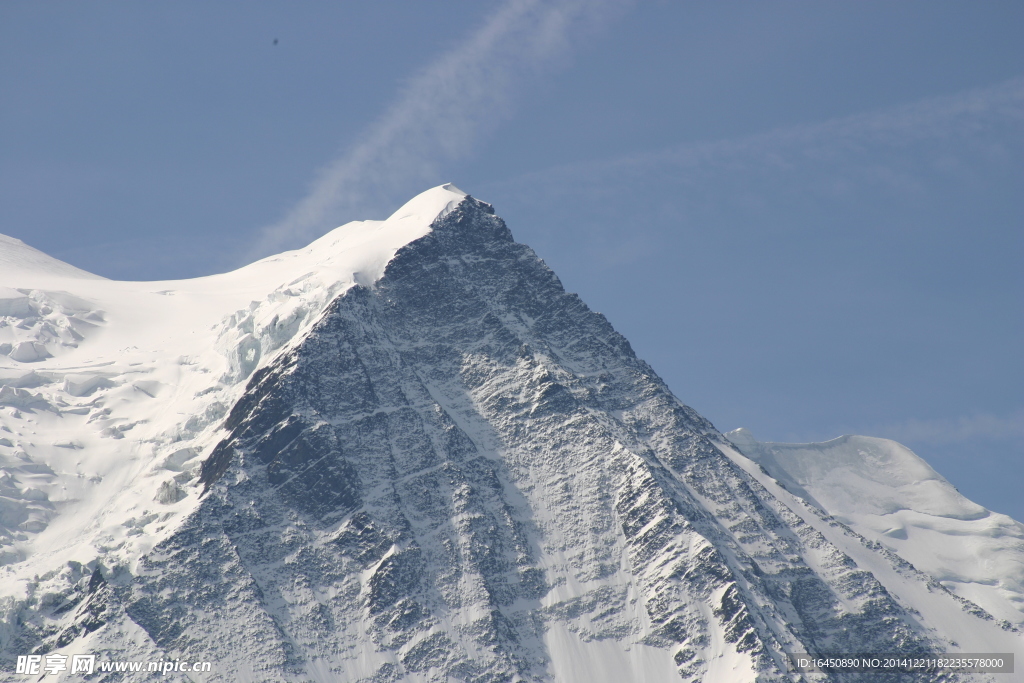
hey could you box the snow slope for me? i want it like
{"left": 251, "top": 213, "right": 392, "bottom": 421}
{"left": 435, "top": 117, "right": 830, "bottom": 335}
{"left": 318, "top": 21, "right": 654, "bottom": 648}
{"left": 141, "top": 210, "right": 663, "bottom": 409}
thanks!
{"left": 0, "top": 234, "right": 103, "bottom": 281}
{"left": 724, "top": 428, "right": 1024, "bottom": 626}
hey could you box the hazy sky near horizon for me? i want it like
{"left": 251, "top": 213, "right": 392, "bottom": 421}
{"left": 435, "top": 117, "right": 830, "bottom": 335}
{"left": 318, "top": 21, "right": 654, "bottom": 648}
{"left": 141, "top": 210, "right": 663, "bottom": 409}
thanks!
{"left": 2, "top": 1, "right": 1022, "bottom": 519}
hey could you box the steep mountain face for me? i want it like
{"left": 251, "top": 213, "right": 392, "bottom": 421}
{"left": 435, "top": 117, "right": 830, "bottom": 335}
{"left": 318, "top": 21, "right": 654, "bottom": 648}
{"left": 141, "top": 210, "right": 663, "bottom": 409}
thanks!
{"left": 0, "top": 188, "right": 1020, "bottom": 682}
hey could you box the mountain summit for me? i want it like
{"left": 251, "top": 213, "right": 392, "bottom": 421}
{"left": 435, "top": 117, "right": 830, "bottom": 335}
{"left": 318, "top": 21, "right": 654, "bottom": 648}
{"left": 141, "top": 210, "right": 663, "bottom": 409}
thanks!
{"left": 1, "top": 187, "right": 1021, "bottom": 682}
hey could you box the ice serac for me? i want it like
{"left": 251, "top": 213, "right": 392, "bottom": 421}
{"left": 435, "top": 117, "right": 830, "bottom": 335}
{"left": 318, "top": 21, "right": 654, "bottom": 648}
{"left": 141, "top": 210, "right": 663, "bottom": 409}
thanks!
{"left": 2, "top": 187, "right": 1021, "bottom": 682}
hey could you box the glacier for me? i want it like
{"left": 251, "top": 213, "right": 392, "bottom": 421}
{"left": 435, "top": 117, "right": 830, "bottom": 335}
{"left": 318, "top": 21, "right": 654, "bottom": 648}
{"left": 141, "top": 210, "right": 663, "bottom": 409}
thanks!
{"left": 0, "top": 185, "right": 1021, "bottom": 682}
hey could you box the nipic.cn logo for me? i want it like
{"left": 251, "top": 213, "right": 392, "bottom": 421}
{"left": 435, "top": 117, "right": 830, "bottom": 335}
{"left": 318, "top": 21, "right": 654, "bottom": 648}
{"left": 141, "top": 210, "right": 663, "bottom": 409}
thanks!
{"left": 15, "top": 654, "right": 213, "bottom": 676}
{"left": 16, "top": 654, "right": 95, "bottom": 675}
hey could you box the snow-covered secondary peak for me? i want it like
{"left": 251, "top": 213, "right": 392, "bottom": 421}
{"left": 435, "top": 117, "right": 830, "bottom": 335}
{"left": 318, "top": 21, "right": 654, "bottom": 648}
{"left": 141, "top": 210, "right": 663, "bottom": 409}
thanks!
{"left": 0, "top": 234, "right": 104, "bottom": 281}
{"left": 724, "top": 428, "right": 1024, "bottom": 625}
{"left": 2, "top": 188, "right": 1022, "bottom": 682}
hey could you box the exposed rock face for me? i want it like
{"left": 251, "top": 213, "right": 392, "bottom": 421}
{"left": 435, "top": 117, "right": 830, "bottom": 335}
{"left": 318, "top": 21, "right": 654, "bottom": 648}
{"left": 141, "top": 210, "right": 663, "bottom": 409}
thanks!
{"left": 3, "top": 196, "right": 1014, "bottom": 682}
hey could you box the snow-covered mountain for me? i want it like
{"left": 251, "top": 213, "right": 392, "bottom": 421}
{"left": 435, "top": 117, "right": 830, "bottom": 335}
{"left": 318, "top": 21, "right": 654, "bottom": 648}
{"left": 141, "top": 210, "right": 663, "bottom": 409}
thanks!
{"left": 0, "top": 186, "right": 1021, "bottom": 682}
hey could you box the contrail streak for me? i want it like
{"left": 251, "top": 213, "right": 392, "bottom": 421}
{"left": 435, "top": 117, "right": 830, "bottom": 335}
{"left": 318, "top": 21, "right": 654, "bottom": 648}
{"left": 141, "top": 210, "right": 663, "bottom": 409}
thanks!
{"left": 247, "top": 0, "right": 629, "bottom": 262}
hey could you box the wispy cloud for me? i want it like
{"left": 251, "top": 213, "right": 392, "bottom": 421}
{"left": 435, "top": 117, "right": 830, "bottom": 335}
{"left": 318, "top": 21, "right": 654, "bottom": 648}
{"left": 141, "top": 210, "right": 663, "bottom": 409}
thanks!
{"left": 877, "top": 408, "right": 1024, "bottom": 445}
{"left": 490, "top": 75, "right": 1024, "bottom": 201}
{"left": 479, "top": 75, "right": 1024, "bottom": 271}
{"left": 247, "top": 0, "right": 630, "bottom": 262}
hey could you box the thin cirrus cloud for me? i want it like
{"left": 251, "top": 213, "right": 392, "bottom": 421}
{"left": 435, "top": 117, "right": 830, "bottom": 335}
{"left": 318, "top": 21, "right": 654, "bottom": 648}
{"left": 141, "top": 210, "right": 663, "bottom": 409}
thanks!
{"left": 245, "top": 0, "right": 631, "bottom": 264}
{"left": 476, "top": 75, "right": 1024, "bottom": 275}
{"left": 490, "top": 76, "right": 1024, "bottom": 209}
{"left": 878, "top": 408, "right": 1024, "bottom": 445}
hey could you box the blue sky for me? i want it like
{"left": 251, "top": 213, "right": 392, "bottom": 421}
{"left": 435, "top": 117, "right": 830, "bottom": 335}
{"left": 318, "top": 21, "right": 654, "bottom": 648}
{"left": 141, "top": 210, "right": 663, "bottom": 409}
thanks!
{"left": 2, "top": 1, "right": 1022, "bottom": 519}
